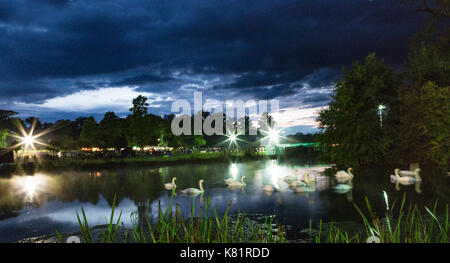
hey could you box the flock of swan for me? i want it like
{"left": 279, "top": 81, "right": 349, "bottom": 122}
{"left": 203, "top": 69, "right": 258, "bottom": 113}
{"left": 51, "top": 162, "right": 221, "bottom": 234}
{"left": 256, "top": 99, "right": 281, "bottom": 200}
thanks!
{"left": 162, "top": 166, "right": 423, "bottom": 196}
{"left": 164, "top": 177, "right": 205, "bottom": 195}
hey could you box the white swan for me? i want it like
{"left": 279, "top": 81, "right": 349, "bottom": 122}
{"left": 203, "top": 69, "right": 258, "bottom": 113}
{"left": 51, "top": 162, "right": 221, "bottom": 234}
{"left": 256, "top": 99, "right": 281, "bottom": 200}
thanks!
{"left": 228, "top": 176, "right": 246, "bottom": 188}
{"left": 180, "top": 179, "right": 205, "bottom": 195}
{"left": 285, "top": 173, "right": 306, "bottom": 188}
{"left": 335, "top": 168, "right": 354, "bottom": 182}
{"left": 224, "top": 178, "right": 236, "bottom": 184}
{"left": 288, "top": 179, "right": 306, "bottom": 188}
{"left": 263, "top": 184, "right": 277, "bottom": 195}
{"left": 305, "top": 171, "right": 318, "bottom": 182}
{"left": 164, "top": 177, "right": 177, "bottom": 190}
{"left": 398, "top": 168, "right": 420, "bottom": 177}
{"left": 390, "top": 168, "right": 421, "bottom": 185}
{"left": 301, "top": 172, "right": 314, "bottom": 186}
{"left": 294, "top": 173, "right": 315, "bottom": 193}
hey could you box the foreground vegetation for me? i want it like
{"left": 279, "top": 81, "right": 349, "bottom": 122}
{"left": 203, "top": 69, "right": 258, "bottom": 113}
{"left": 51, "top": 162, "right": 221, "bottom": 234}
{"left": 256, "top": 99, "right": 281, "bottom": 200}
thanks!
{"left": 56, "top": 193, "right": 449, "bottom": 243}
{"left": 56, "top": 193, "right": 287, "bottom": 243}
{"left": 311, "top": 195, "right": 449, "bottom": 243}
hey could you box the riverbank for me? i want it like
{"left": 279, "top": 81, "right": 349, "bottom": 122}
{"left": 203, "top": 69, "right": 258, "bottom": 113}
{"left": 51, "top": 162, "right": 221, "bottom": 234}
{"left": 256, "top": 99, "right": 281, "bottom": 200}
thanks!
{"left": 1, "top": 151, "right": 320, "bottom": 174}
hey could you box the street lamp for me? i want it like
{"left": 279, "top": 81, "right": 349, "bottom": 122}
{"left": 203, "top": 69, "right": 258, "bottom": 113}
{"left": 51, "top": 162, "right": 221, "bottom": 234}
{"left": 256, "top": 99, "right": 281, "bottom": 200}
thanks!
{"left": 377, "top": 104, "right": 387, "bottom": 127}
{"left": 22, "top": 135, "right": 36, "bottom": 150}
{"left": 225, "top": 131, "right": 239, "bottom": 148}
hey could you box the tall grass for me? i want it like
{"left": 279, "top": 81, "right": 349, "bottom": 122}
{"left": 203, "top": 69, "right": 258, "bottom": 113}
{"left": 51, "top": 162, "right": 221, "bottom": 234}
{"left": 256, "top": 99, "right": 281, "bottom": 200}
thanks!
{"left": 310, "top": 194, "right": 449, "bottom": 243}
{"left": 57, "top": 193, "right": 448, "bottom": 243}
{"left": 56, "top": 191, "right": 286, "bottom": 243}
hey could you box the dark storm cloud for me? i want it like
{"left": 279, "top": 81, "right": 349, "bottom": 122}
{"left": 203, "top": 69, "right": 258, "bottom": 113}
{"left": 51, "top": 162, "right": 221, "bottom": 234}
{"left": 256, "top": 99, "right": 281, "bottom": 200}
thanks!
{"left": 113, "top": 74, "right": 174, "bottom": 86}
{"left": 0, "top": 0, "right": 423, "bottom": 121}
{"left": 302, "top": 93, "right": 332, "bottom": 104}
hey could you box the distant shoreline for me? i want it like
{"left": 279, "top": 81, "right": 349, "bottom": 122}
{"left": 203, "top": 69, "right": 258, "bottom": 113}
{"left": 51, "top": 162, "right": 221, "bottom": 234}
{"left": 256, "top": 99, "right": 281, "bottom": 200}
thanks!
{"left": 1, "top": 152, "right": 320, "bottom": 174}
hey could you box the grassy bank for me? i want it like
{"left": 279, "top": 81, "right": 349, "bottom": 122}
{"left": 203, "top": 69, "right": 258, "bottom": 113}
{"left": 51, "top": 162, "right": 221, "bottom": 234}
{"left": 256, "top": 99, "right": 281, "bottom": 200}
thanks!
{"left": 55, "top": 194, "right": 449, "bottom": 243}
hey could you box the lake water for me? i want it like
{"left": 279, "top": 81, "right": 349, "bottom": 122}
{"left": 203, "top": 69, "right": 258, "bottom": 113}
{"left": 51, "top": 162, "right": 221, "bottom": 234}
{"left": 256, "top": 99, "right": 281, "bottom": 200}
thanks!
{"left": 0, "top": 159, "right": 449, "bottom": 242}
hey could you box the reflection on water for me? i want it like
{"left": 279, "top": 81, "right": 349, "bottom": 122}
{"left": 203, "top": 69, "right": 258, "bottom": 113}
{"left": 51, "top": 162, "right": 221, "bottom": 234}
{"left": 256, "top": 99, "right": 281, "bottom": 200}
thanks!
{"left": 0, "top": 160, "right": 448, "bottom": 242}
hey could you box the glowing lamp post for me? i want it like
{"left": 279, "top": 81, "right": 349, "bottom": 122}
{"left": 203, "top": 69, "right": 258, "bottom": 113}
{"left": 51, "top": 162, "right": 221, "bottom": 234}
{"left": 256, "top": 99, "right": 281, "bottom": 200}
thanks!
{"left": 225, "top": 132, "right": 239, "bottom": 149}
{"left": 22, "top": 135, "right": 36, "bottom": 151}
{"left": 377, "top": 104, "right": 387, "bottom": 127}
{"left": 268, "top": 128, "right": 280, "bottom": 145}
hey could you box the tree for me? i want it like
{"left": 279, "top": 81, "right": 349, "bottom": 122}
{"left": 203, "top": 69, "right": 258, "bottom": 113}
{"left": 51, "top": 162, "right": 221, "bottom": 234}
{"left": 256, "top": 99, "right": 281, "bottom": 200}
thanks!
{"left": 397, "top": 82, "right": 450, "bottom": 166}
{"left": 80, "top": 117, "right": 98, "bottom": 147}
{"left": 393, "top": 29, "right": 450, "bottom": 167}
{"left": 317, "top": 53, "right": 401, "bottom": 167}
{"left": 91, "top": 112, "right": 126, "bottom": 150}
{"left": 410, "top": 0, "right": 450, "bottom": 18}
{"left": 0, "top": 110, "right": 18, "bottom": 121}
{"left": 127, "top": 95, "right": 167, "bottom": 151}
{"left": 129, "top": 95, "right": 149, "bottom": 117}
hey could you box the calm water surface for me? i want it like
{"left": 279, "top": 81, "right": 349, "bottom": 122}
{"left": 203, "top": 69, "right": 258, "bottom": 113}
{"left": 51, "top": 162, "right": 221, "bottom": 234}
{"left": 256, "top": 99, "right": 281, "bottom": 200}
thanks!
{"left": 0, "top": 159, "right": 449, "bottom": 242}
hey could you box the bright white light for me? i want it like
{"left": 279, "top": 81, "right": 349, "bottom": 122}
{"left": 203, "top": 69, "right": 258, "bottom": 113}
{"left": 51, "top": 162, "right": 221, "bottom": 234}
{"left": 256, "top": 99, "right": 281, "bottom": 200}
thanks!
{"left": 268, "top": 162, "right": 280, "bottom": 189}
{"left": 225, "top": 132, "right": 239, "bottom": 147}
{"left": 268, "top": 128, "right": 279, "bottom": 144}
{"left": 230, "top": 163, "right": 238, "bottom": 180}
{"left": 24, "top": 177, "right": 36, "bottom": 198}
{"left": 22, "top": 135, "right": 35, "bottom": 146}
{"left": 21, "top": 135, "right": 36, "bottom": 150}
{"left": 268, "top": 160, "right": 281, "bottom": 174}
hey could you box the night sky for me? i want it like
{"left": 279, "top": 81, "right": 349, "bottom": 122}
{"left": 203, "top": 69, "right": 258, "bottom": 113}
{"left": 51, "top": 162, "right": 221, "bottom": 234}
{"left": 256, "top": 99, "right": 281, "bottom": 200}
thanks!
{"left": 0, "top": 0, "right": 423, "bottom": 133}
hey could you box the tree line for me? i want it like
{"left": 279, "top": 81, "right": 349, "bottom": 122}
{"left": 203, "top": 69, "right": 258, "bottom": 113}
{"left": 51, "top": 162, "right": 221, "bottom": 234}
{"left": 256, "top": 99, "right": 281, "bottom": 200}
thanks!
{"left": 0, "top": 95, "right": 317, "bottom": 153}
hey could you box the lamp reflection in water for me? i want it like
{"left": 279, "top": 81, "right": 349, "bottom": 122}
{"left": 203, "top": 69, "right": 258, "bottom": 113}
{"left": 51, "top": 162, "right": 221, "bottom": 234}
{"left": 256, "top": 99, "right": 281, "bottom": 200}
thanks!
{"left": 225, "top": 163, "right": 239, "bottom": 185}
{"left": 263, "top": 160, "right": 281, "bottom": 195}
{"left": 24, "top": 177, "right": 37, "bottom": 201}
{"left": 231, "top": 163, "right": 238, "bottom": 181}
{"left": 14, "top": 174, "right": 48, "bottom": 204}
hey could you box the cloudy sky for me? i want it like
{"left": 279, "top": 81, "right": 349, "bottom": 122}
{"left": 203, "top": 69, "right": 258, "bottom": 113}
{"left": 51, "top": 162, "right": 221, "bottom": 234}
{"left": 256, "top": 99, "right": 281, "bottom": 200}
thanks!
{"left": 0, "top": 0, "right": 422, "bottom": 133}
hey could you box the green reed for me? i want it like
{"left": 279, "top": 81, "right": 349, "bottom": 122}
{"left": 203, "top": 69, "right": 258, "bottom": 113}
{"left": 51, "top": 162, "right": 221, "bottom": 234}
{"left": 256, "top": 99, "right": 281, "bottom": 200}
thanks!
{"left": 310, "top": 194, "right": 449, "bottom": 243}
{"left": 57, "top": 190, "right": 286, "bottom": 243}
{"left": 57, "top": 192, "right": 448, "bottom": 243}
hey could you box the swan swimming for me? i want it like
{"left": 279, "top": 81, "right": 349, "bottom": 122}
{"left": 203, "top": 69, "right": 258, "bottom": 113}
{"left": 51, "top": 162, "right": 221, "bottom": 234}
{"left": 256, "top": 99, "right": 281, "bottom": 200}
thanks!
{"left": 335, "top": 168, "right": 354, "bottom": 182}
{"left": 294, "top": 173, "right": 315, "bottom": 193}
{"left": 263, "top": 185, "right": 275, "bottom": 193}
{"left": 164, "top": 177, "right": 177, "bottom": 191}
{"left": 390, "top": 168, "right": 421, "bottom": 185}
{"left": 288, "top": 179, "right": 306, "bottom": 188}
{"left": 285, "top": 173, "right": 306, "bottom": 188}
{"left": 228, "top": 176, "right": 246, "bottom": 188}
{"left": 305, "top": 171, "right": 318, "bottom": 182}
{"left": 398, "top": 168, "right": 420, "bottom": 177}
{"left": 224, "top": 178, "right": 236, "bottom": 185}
{"left": 180, "top": 179, "right": 205, "bottom": 195}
